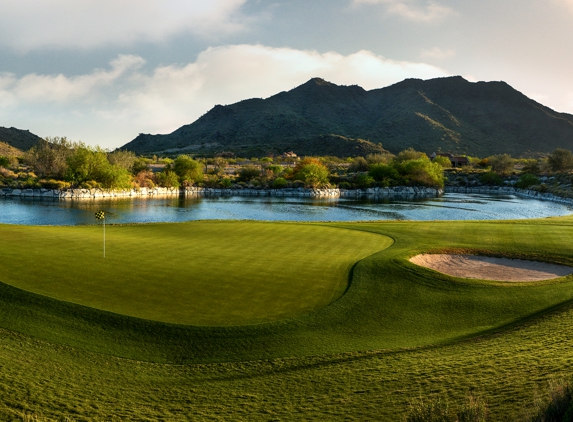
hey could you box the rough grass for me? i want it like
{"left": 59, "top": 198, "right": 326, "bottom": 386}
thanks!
{"left": 3, "top": 216, "right": 573, "bottom": 419}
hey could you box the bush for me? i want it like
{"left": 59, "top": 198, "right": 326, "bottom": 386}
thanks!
{"left": 395, "top": 158, "right": 445, "bottom": 188}
{"left": 237, "top": 165, "right": 261, "bottom": 182}
{"left": 356, "top": 173, "right": 375, "bottom": 188}
{"left": 40, "top": 179, "right": 71, "bottom": 189}
{"left": 487, "top": 154, "right": 515, "bottom": 176}
{"left": 433, "top": 155, "right": 452, "bottom": 168}
{"left": 156, "top": 171, "right": 180, "bottom": 188}
{"left": 172, "top": 155, "right": 203, "bottom": 185}
{"left": 547, "top": 148, "right": 573, "bottom": 173}
{"left": 338, "top": 181, "right": 352, "bottom": 189}
{"left": 479, "top": 172, "right": 503, "bottom": 185}
{"left": 272, "top": 177, "right": 288, "bottom": 189}
{"left": 516, "top": 173, "right": 540, "bottom": 189}
{"left": 368, "top": 163, "right": 399, "bottom": 184}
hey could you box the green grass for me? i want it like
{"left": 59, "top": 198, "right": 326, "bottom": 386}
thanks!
{"left": 0, "top": 221, "right": 390, "bottom": 326}
{"left": 3, "top": 216, "right": 573, "bottom": 419}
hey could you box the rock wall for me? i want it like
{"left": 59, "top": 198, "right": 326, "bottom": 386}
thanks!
{"left": 184, "top": 186, "right": 443, "bottom": 198}
{"left": 0, "top": 187, "right": 180, "bottom": 199}
{"left": 0, "top": 186, "right": 444, "bottom": 199}
{"left": 446, "top": 186, "right": 573, "bottom": 206}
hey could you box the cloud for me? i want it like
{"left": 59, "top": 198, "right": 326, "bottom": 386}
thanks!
{"left": 0, "top": 45, "right": 450, "bottom": 148}
{"left": 420, "top": 47, "right": 456, "bottom": 59}
{"left": 0, "top": 0, "right": 247, "bottom": 51}
{"left": 352, "top": 0, "right": 456, "bottom": 22}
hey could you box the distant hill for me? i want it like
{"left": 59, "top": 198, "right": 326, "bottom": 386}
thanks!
{"left": 0, "top": 126, "right": 42, "bottom": 151}
{"left": 121, "top": 76, "right": 573, "bottom": 158}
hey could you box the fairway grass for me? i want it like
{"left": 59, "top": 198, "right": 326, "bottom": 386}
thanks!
{"left": 3, "top": 216, "right": 573, "bottom": 419}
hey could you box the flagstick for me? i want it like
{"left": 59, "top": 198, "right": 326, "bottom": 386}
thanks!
{"left": 103, "top": 217, "right": 106, "bottom": 258}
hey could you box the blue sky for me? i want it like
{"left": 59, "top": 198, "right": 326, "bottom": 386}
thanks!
{"left": 1, "top": 0, "right": 572, "bottom": 149}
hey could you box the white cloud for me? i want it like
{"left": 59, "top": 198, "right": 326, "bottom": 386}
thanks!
{"left": 352, "top": 0, "right": 456, "bottom": 22}
{"left": 420, "top": 47, "right": 456, "bottom": 59}
{"left": 0, "top": 44, "right": 450, "bottom": 148}
{"left": 0, "top": 0, "right": 247, "bottom": 51}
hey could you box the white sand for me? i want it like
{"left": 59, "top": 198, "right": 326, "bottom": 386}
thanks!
{"left": 409, "top": 254, "right": 573, "bottom": 282}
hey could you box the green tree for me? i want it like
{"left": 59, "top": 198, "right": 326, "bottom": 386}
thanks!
{"left": 157, "top": 170, "right": 180, "bottom": 188}
{"left": 172, "top": 155, "right": 203, "bottom": 186}
{"left": 433, "top": 155, "right": 452, "bottom": 168}
{"left": 547, "top": 148, "right": 573, "bottom": 172}
{"left": 396, "top": 158, "right": 445, "bottom": 188}
{"left": 395, "top": 148, "right": 427, "bottom": 163}
{"left": 368, "top": 163, "right": 399, "bottom": 186}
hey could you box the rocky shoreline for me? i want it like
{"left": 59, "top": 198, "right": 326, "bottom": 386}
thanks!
{"left": 0, "top": 186, "right": 443, "bottom": 199}
{"left": 2, "top": 185, "right": 573, "bottom": 207}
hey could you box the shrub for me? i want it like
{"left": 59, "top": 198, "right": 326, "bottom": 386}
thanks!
{"left": 516, "top": 173, "right": 540, "bottom": 189}
{"left": 293, "top": 163, "right": 330, "bottom": 188}
{"left": 368, "top": 163, "right": 399, "bottom": 183}
{"left": 350, "top": 156, "right": 368, "bottom": 172}
{"left": 40, "top": 179, "right": 71, "bottom": 189}
{"left": 547, "top": 148, "right": 573, "bottom": 173}
{"left": 356, "top": 173, "right": 375, "bottom": 188}
{"left": 479, "top": 172, "right": 503, "bottom": 185}
{"left": 156, "top": 170, "right": 180, "bottom": 188}
{"left": 395, "top": 148, "right": 428, "bottom": 163}
{"left": 433, "top": 155, "right": 452, "bottom": 168}
{"left": 487, "top": 154, "right": 515, "bottom": 176}
{"left": 338, "top": 181, "right": 352, "bottom": 189}
{"left": 272, "top": 177, "right": 288, "bottom": 189}
{"left": 238, "top": 165, "right": 261, "bottom": 182}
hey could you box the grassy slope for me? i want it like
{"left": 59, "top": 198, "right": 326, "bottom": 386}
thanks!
{"left": 2, "top": 217, "right": 573, "bottom": 419}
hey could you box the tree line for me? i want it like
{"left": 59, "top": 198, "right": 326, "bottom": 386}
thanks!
{"left": 2, "top": 137, "right": 573, "bottom": 191}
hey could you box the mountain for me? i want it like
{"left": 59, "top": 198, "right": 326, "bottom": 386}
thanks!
{"left": 121, "top": 76, "right": 573, "bottom": 158}
{"left": 0, "top": 126, "right": 42, "bottom": 151}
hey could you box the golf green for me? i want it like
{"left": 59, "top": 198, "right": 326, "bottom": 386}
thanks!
{"left": 0, "top": 221, "right": 393, "bottom": 325}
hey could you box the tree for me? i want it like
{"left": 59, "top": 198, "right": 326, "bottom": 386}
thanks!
{"left": 394, "top": 148, "right": 427, "bottom": 163}
{"left": 25, "top": 137, "right": 73, "bottom": 178}
{"left": 433, "top": 155, "right": 451, "bottom": 168}
{"left": 487, "top": 154, "right": 514, "bottom": 176}
{"left": 368, "top": 163, "right": 399, "bottom": 186}
{"left": 396, "top": 158, "right": 445, "bottom": 188}
{"left": 65, "top": 144, "right": 132, "bottom": 189}
{"left": 547, "top": 148, "right": 573, "bottom": 172}
{"left": 293, "top": 162, "right": 330, "bottom": 188}
{"left": 108, "top": 149, "right": 137, "bottom": 171}
{"left": 172, "top": 155, "right": 203, "bottom": 185}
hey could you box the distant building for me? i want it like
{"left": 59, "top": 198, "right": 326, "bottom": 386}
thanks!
{"left": 430, "top": 152, "right": 469, "bottom": 167}
{"left": 281, "top": 151, "right": 299, "bottom": 159}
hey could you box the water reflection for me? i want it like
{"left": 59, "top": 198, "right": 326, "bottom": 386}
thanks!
{"left": 0, "top": 193, "right": 571, "bottom": 226}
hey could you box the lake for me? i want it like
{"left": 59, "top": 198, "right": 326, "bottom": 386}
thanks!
{"left": 0, "top": 193, "right": 571, "bottom": 225}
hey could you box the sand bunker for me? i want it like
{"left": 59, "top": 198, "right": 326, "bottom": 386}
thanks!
{"left": 409, "top": 254, "right": 573, "bottom": 282}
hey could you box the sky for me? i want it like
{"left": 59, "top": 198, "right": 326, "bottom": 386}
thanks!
{"left": 1, "top": 0, "right": 572, "bottom": 150}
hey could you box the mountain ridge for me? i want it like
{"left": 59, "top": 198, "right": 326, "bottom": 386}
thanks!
{"left": 122, "top": 76, "right": 573, "bottom": 157}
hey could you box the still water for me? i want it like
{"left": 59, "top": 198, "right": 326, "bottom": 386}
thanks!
{"left": 0, "top": 193, "right": 571, "bottom": 226}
